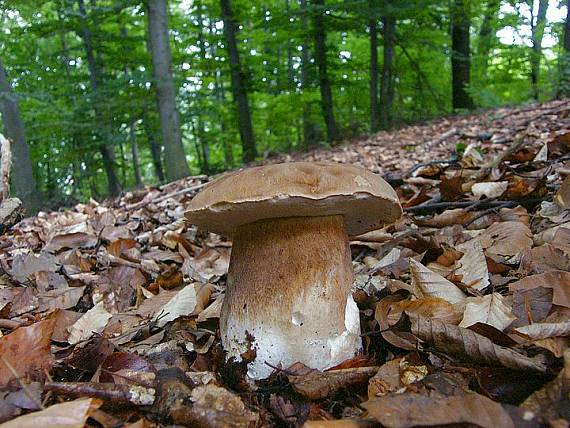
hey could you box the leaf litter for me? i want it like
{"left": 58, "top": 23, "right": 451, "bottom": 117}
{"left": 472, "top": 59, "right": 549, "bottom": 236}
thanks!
{"left": 1, "top": 100, "right": 570, "bottom": 426}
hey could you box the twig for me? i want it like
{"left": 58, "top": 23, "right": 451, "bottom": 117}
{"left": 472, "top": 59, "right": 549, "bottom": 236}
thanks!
{"left": 0, "top": 134, "right": 11, "bottom": 202}
{"left": 470, "top": 138, "right": 526, "bottom": 181}
{"left": 0, "top": 318, "right": 26, "bottom": 330}
{"left": 125, "top": 181, "right": 209, "bottom": 210}
{"left": 405, "top": 197, "right": 545, "bottom": 214}
{"left": 44, "top": 381, "right": 155, "bottom": 405}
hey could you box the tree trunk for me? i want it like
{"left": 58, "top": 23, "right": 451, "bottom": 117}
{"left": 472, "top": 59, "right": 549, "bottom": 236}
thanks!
{"left": 77, "top": 0, "right": 122, "bottom": 196}
{"left": 559, "top": 0, "right": 570, "bottom": 97}
{"left": 286, "top": 0, "right": 295, "bottom": 92}
{"left": 130, "top": 124, "right": 143, "bottom": 188}
{"left": 530, "top": 0, "right": 549, "bottom": 100}
{"left": 369, "top": 0, "right": 379, "bottom": 133}
{"left": 220, "top": 0, "right": 257, "bottom": 163}
{"left": 312, "top": 0, "right": 340, "bottom": 142}
{"left": 146, "top": 0, "right": 191, "bottom": 181}
{"left": 0, "top": 58, "right": 43, "bottom": 213}
{"left": 300, "top": 0, "right": 317, "bottom": 149}
{"left": 142, "top": 113, "right": 165, "bottom": 182}
{"left": 477, "top": 0, "right": 500, "bottom": 78}
{"left": 451, "top": 0, "right": 474, "bottom": 110}
{"left": 196, "top": 1, "right": 210, "bottom": 175}
{"left": 380, "top": 5, "right": 395, "bottom": 129}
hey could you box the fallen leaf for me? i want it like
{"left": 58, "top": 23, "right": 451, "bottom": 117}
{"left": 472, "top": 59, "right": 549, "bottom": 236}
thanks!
{"left": 11, "top": 253, "right": 59, "bottom": 280}
{"left": 67, "top": 301, "right": 112, "bottom": 345}
{"left": 511, "top": 287, "right": 553, "bottom": 327}
{"left": 459, "top": 293, "right": 516, "bottom": 331}
{"left": 409, "top": 259, "right": 466, "bottom": 305}
{"left": 288, "top": 366, "right": 379, "bottom": 400}
{"left": 388, "top": 297, "right": 462, "bottom": 326}
{"left": 555, "top": 175, "right": 570, "bottom": 209}
{"left": 362, "top": 392, "right": 515, "bottom": 428}
{"left": 479, "top": 221, "right": 533, "bottom": 257}
{"left": 514, "top": 321, "right": 570, "bottom": 340}
{"left": 367, "top": 358, "right": 403, "bottom": 398}
{"left": 472, "top": 181, "right": 508, "bottom": 199}
{"left": 153, "top": 283, "right": 213, "bottom": 328}
{"left": 509, "top": 271, "right": 570, "bottom": 308}
{"left": 0, "top": 398, "right": 101, "bottom": 428}
{"left": 410, "top": 315, "right": 548, "bottom": 372}
{"left": 455, "top": 238, "right": 490, "bottom": 290}
{"left": 0, "top": 317, "right": 56, "bottom": 389}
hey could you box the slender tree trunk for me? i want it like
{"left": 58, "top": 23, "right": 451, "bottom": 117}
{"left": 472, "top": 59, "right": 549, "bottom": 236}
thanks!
{"left": 220, "top": 0, "right": 257, "bottom": 162}
{"left": 312, "top": 0, "right": 340, "bottom": 142}
{"left": 0, "top": 58, "right": 43, "bottom": 213}
{"left": 451, "top": 0, "right": 474, "bottom": 110}
{"left": 196, "top": 1, "right": 210, "bottom": 175}
{"left": 77, "top": 0, "right": 122, "bottom": 196}
{"left": 530, "top": 0, "right": 549, "bottom": 100}
{"left": 300, "top": 0, "right": 317, "bottom": 149}
{"left": 478, "top": 0, "right": 500, "bottom": 78}
{"left": 286, "top": 0, "right": 295, "bottom": 92}
{"left": 559, "top": 0, "right": 570, "bottom": 97}
{"left": 380, "top": 5, "right": 395, "bottom": 129}
{"left": 369, "top": 0, "right": 379, "bottom": 133}
{"left": 142, "top": 112, "right": 165, "bottom": 182}
{"left": 129, "top": 123, "right": 143, "bottom": 188}
{"left": 146, "top": 0, "right": 191, "bottom": 180}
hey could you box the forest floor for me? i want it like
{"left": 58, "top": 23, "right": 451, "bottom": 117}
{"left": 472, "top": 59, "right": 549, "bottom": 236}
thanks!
{"left": 1, "top": 99, "right": 570, "bottom": 427}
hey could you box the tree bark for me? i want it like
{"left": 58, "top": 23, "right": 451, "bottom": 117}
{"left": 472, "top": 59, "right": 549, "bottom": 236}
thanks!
{"left": 220, "top": 0, "right": 257, "bottom": 163}
{"left": 130, "top": 124, "right": 143, "bottom": 188}
{"left": 0, "top": 59, "right": 43, "bottom": 213}
{"left": 142, "top": 112, "right": 165, "bottom": 182}
{"left": 451, "top": 0, "right": 474, "bottom": 110}
{"left": 559, "top": 0, "right": 570, "bottom": 97}
{"left": 146, "top": 0, "right": 191, "bottom": 181}
{"left": 196, "top": 1, "right": 210, "bottom": 175}
{"left": 312, "top": 0, "right": 340, "bottom": 142}
{"left": 77, "top": 0, "right": 122, "bottom": 196}
{"left": 530, "top": 0, "right": 549, "bottom": 100}
{"left": 380, "top": 4, "right": 396, "bottom": 129}
{"left": 300, "top": 0, "right": 317, "bottom": 149}
{"left": 369, "top": 0, "right": 379, "bottom": 133}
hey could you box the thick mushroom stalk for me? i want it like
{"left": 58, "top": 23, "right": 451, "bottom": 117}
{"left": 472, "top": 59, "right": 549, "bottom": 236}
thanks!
{"left": 221, "top": 215, "right": 361, "bottom": 379}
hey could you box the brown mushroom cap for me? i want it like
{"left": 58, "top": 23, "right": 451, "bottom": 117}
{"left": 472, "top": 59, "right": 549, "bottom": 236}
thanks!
{"left": 185, "top": 161, "right": 402, "bottom": 236}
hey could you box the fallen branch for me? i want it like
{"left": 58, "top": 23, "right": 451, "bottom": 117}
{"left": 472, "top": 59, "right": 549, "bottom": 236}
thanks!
{"left": 470, "top": 138, "right": 526, "bottom": 181}
{"left": 125, "top": 181, "right": 208, "bottom": 211}
{"left": 45, "top": 381, "right": 155, "bottom": 406}
{"left": 405, "top": 197, "right": 545, "bottom": 215}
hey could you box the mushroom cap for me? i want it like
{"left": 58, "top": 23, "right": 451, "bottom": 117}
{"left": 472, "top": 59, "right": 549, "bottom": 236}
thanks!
{"left": 185, "top": 161, "right": 402, "bottom": 236}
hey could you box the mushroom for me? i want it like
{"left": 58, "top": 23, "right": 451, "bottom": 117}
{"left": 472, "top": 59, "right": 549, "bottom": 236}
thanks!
{"left": 185, "top": 162, "right": 402, "bottom": 378}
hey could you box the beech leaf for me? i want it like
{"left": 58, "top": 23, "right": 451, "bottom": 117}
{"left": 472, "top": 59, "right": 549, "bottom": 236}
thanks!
{"left": 459, "top": 293, "right": 516, "bottom": 331}
{"left": 409, "top": 258, "right": 466, "bottom": 305}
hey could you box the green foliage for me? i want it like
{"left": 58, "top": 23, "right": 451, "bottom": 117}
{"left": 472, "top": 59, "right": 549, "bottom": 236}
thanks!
{"left": 0, "top": 0, "right": 567, "bottom": 205}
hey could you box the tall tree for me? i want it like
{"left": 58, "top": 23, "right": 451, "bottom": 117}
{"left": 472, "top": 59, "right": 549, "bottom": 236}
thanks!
{"left": 77, "top": 0, "right": 122, "bottom": 196}
{"left": 369, "top": 0, "right": 380, "bottom": 133}
{"left": 0, "top": 58, "right": 42, "bottom": 213}
{"left": 379, "top": 0, "right": 396, "bottom": 129}
{"left": 147, "top": 0, "right": 191, "bottom": 180}
{"left": 530, "top": 0, "right": 549, "bottom": 100}
{"left": 220, "top": 0, "right": 257, "bottom": 162}
{"left": 477, "top": 0, "right": 500, "bottom": 78}
{"left": 312, "top": 0, "right": 340, "bottom": 142}
{"left": 450, "top": 0, "right": 474, "bottom": 110}
{"left": 300, "top": 0, "right": 317, "bottom": 148}
{"left": 559, "top": 0, "right": 570, "bottom": 97}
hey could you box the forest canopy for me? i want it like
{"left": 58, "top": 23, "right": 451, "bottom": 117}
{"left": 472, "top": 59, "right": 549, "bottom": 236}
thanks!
{"left": 0, "top": 0, "right": 569, "bottom": 212}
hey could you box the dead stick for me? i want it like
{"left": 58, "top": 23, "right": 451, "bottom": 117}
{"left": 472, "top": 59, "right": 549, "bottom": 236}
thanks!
{"left": 405, "top": 197, "right": 545, "bottom": 214}
{"left": 125, "top": 181, "right": 208, "bottom": 210}
{"left": 45, "top": 381, "right": 155, "bottom": 405}
{"left": 0, "top": 134, "right": 12, "bottom": 202}
{"left": 470, "top": 138, "right": 526, "bottom": 181}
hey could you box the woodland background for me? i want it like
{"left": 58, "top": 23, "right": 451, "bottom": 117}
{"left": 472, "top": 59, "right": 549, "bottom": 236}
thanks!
{"left": 1, "top": 0, "right": 569, "bottom": 212}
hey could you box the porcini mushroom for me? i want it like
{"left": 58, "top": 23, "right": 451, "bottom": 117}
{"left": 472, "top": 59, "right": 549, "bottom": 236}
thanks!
{"left": 185, "top": 162, "right": 402, "bottom": 378}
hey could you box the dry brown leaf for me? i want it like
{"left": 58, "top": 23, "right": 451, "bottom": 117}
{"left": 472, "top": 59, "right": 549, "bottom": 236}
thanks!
{"left": 454, "top": 238, "right": 490, "bottom": 291}
{"left": 514, "top": 321, "right": 570, "bottom": 340}
{"left": 303, "top": 421, "right": 376, "bottom": 427}
{"left": 522, "top": 244, "right": 570, "bottom": 274}
{"left": 472, "top": 181, "right": 508, "bottom": 199}
{"left": 479, "top": 221, "right": 533, "bottom": 257}
{"left": 416, "top": 208, "right": 477, "bottom": 228}
{"left": 67, "top": 301, "right": 112, "bottom": 345}
{"left": 521, "top": 349, "right": 570, "bottom": 420}
{"left": 409, "top": 259, "right": 466, "bottom": 305}
{"left": 11, "top": 252, "right": 59, "bottom": 280}
{"left": 388, "top": 297, "right": 462, "bottom": 326}
{"left": 511, "top": 287, "right": 553, "bottom": 327}
{"left": 182, "top": 384, "right": 259, "bottom": 427}
{"left": 153, "top": 283, "right": 213, "bottom": 328}
{"left": 362, "top": 392, "right": 514, "bottom": 428}
{"left": 459, "top": 293, "right": 516, "bottom": 331}
{"left": 509, "top": 271, "right": 570, "bottom": 308}
{"left": 555, "top": 175, "right": 570, "bottom": 209}
{"left": 367, "top": 358, "right": 402, "bottom": 398}
{"left": 0, "top": 398, "right": 101, "bottom": 428}
{"left": 288, "top": 367, "right": 378, "bottom": 400}
{"left": 410, "top": 314, "right": 548, "bottom": 372}
{"left": 375, "top": 294, "right": 417, "bottom": 351}
{"left": 38, "top": 286, "right": 85, "bottom": 312}
{"left": 0, "top": 317, "right": 56, "bottom": 389}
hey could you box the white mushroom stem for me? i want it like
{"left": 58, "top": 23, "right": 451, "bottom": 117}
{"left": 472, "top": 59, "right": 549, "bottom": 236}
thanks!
{"left": 221, "top": 215, "right": 362, "bottom": 379}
